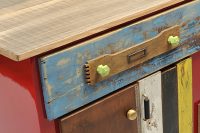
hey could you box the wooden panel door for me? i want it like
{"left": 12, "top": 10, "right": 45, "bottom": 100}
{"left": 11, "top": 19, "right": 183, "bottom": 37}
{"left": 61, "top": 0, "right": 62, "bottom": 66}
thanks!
{"left": 162, "top": 67, "right": 179, "bottom": 133}
{"left": 177, "top": 58, "right": 193, "bottom": 133}
{"left": 137, "top": 72, "right": 163, "bottom": 133}
{"left": 59, "top": 84, "right": 139, "bottom": 133}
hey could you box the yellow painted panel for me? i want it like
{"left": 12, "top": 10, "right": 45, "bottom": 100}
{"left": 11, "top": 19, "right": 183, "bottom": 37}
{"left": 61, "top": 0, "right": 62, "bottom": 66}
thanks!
{"left": 177, "top": 58, "right": 193, "bottom": 133}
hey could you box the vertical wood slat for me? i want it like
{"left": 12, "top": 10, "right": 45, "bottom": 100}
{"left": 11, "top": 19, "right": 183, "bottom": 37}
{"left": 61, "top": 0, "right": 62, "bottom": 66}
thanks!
{"left": 177, "top": 58, "right": 193, "bottom": 133}
{"left": 161, "top": 67, "right": 179, "bottom": 133}
{"left": 138, "top": 72, "right": 163, "bottom": 133}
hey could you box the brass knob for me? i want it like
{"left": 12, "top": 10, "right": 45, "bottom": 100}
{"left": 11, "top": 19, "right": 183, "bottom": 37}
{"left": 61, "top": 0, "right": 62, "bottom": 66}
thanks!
{"left": 127, "top": 109, "right": 137, "bottom": 121}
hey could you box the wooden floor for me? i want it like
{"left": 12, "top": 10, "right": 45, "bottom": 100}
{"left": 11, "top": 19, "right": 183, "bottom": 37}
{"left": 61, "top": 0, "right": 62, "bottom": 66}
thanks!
{"left": 0, "top": 0, "right": 186, "bottom": 61}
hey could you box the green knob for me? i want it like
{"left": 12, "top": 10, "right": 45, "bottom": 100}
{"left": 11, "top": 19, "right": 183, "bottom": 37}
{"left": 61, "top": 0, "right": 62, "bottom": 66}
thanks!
{"left": 97, "top": 65, "right": 110, "bottom": 77}
{"left": 168, "top": 36, "right": 180, "bottom": 47}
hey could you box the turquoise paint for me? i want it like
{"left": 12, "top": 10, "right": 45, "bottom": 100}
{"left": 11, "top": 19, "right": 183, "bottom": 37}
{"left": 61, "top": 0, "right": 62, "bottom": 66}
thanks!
{"left": 39, "top": 1, "right": 200, "bottom": 120}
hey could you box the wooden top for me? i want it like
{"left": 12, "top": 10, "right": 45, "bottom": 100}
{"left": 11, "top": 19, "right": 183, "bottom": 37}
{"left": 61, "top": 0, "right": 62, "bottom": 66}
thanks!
{"left": 0, "top": 0, "right": 185, "bottom": 61}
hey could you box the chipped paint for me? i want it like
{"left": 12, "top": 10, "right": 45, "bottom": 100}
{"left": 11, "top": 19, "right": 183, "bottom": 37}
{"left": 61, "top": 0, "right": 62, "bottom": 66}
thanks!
{"left": 56, "top": 58, "right": 70, "bottom": 66}
{"left": 45, "top": 82, "right": 52, "bottom": 99}
{"left": 41, "top": 60, "right": 52, "bottom": 98}
{"left": 139, "top": 72, "right": 163, "bottom": 133}
{"left": 76, "top": 68, "right": 82, "bottom": 77}
{"left": 64, "top": 78, "right": 73, "bottom": 84}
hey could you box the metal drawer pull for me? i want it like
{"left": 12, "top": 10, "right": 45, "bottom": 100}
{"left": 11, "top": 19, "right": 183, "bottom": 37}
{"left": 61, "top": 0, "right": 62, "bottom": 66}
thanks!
{"left": 143, "top": 95, "right": 150, "bottom": 121}
{"left": 85, "top": 25, "right": 180, "bottom": 85}
{"left": 128, "top": 49, "right": 146, "bottom": 64}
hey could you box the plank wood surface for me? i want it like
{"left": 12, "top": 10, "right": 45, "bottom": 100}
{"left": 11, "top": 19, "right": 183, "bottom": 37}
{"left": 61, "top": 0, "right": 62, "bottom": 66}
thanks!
{"left": 0, "top": 0, "right": 185, "bottom": 61}
{"left": 177, "top": 58, "right": 193, "bottom": 133}
{"left": 162, "top": 67, "right": 179, "bottom": 133}
{"left": 137, "top": 72, "right": 163, "bottom": 133}
{"left": 60, "top": 84, "right": 139, "bottom": 133}
{"left": 0, "top": 0, "right": 50, "bottom": 15}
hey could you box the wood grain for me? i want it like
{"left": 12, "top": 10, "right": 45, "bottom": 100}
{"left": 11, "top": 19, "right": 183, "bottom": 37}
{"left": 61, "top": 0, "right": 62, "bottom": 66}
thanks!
{"left": 0, "top": 0, "right": 50, "bottom": 16}
{"left": 0, "top": 0, "right": 186, "bottom": 61}
{"left": 162, "top": 67, "right": 179, "bottom": 133}
{"left": 86, "top": 26, "right": 179, "bottom": 85}
{"left": 59, "top": 84, "right": 138, "bottom": 133}
{"left": 177, "top": 58, "right": 193, "bottom": 133}
{"left": 39, "top": 1, "right": 200, "bottom": 120}
{"left": 137, "top": 72, "right": 163, "bottom": 133}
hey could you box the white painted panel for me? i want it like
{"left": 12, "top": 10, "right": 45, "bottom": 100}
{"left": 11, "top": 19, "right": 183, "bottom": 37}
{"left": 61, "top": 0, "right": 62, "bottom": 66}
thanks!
{"left": 137, "top": 72, "right": 163, "bottom": 133}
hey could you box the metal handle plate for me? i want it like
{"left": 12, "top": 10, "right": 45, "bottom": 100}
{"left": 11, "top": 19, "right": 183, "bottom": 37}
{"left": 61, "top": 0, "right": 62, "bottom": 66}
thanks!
{"left": 127, "top": 49, "right": 146, "bottom": 64}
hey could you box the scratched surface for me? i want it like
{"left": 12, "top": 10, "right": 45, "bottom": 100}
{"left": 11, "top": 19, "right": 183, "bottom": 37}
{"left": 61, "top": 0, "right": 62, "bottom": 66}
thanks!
{"left": 177, "top": 58, "right": 193, "bottom": 133}
{"left": 39, "top": 1, "right": 200, "bottom": 120}
{"left": 138, "top": 72, "right": 163, "bottom": 133}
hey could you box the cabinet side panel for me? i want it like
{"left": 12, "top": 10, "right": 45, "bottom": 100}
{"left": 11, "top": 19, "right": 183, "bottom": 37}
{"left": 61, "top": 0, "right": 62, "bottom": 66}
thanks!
{"left": 192, "top": 52, "right": 200, "bottom": 133}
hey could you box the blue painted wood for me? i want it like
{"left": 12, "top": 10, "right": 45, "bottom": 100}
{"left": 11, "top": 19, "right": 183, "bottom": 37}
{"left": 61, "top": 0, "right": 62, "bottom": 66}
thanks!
{"left": 39, "top": 1, "right": 200, "bottom": 120}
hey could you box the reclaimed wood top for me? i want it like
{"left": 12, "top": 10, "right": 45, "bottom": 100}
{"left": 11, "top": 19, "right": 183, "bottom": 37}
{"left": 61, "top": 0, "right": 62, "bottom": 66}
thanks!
{"left": 0, "top": 0, "right": 185, "bottom": 61}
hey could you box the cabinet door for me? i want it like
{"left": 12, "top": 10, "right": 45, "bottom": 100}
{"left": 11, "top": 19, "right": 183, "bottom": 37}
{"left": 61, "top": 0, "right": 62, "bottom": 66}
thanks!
{"left": 162, "top": 67, "right": 179, "bottom": 133}
{"left": 137, "top": 72, "right": 163, "bottom": 133}
{"left": 177, "top": 58, "right": 193, "bottom": 133}
{"left": 59, "top": 84, "right": 139, "bottom": 133}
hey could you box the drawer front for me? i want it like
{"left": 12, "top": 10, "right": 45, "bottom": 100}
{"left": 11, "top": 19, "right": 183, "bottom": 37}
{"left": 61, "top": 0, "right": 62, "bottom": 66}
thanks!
{"left": 39, "top": 1, "right": 200, "bottom": 120}
{"left": 137, "top": 72, "right": 163, "bottom": 133}
{"left": 59, "top": 84, "right": 139, "bottom": 133}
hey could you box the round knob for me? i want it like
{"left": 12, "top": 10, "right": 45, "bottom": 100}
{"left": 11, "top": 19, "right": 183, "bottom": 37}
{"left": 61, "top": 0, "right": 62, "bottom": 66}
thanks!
{"left": 97, "top": 65, "right": 110, "bottom": 77}
{"left": 127, "top": 109, "right": 137, "bottom": 121}
{"left": 168, "top": 36, "right": 180, "bottom": 47}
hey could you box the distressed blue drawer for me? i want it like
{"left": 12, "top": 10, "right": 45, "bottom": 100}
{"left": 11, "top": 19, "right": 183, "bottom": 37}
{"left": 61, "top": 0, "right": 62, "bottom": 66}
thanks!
{"left": 39, "top": 1, "right": 200, "bottom": 120}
